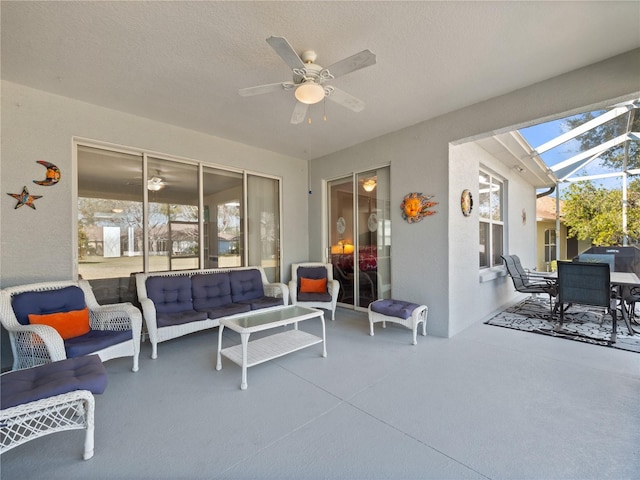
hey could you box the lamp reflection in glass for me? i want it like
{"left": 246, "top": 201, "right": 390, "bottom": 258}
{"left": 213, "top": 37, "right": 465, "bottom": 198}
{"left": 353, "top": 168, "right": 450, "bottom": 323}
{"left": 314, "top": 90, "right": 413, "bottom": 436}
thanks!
{"left": 363, "top": 179, "right": 376, "bottom": 192}
{"left": 147, "top": 176, "right": 165, "bottom": 191}
{"left": 331, "top": 240, "right": 354, "bottom": 255}
{"left": 295, "top": 82, "right": 325, "bottom": 105}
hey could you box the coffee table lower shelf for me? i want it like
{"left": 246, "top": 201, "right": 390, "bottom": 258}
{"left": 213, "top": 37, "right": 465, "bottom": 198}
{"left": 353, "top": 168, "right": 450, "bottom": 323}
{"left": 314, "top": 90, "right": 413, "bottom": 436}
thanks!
{"left": 220, "top": 329, "right": 324, "bottom": 367}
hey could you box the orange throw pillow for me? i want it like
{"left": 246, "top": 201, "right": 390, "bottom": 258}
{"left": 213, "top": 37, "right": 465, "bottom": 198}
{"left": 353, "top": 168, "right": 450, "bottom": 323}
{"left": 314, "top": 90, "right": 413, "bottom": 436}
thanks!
{"left": 29, "top": 307, "right": 91, "bottom": 340}
{"left": 300, "top": 277, "right": 327, "bottom": 293}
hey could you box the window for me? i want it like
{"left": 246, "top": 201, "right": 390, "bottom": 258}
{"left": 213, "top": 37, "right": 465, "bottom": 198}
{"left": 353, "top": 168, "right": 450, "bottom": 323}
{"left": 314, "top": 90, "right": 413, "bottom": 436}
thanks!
{"left": 544, "top": 229, "right": 556, "bottom": 265}
{"left": 479, "top": 171, "right": 504, "bottom": 268}
{"left": 77, "top": 143, "right": 281, "bottom": 302}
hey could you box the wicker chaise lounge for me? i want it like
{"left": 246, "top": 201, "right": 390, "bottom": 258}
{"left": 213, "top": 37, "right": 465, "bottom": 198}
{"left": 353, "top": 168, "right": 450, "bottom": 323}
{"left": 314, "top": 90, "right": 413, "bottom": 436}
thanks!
{"left": 0, "top": 355, "right": 108, "bottom": 460}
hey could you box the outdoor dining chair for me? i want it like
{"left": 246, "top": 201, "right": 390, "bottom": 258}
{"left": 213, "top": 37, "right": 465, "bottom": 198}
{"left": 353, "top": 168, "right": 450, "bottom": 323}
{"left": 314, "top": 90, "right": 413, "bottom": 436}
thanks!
{"left": 556, "top": 261, "right": 618, "bottom": 342}
{"left": 502, "top": 255, "right": 558, "bottom": 315}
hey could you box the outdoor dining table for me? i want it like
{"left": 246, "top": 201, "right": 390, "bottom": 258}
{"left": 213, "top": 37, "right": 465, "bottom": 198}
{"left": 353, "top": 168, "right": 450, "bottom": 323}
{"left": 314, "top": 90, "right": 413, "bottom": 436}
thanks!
{"left": 544, "top": 270, "right": 640, "bottom": 337}
{"left": 611, "top": 272, "right": 640, "bottom": 336}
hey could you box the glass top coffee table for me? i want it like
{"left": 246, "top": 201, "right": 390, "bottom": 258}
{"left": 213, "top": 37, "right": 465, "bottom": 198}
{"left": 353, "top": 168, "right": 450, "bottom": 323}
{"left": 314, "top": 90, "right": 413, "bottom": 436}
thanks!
{"left": 216, "top": 305, "right": 327, "bottom": 390}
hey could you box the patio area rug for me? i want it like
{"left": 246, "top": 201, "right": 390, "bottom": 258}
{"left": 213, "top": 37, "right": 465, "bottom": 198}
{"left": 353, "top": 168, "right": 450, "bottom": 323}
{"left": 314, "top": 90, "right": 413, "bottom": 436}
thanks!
{"left": 485, "top": 299, "right": 640, "bottom": 353}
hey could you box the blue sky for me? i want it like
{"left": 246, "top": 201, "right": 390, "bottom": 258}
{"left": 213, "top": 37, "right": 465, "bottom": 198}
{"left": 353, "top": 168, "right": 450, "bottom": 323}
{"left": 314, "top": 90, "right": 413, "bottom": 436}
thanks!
{"left": 518, "top": 110, "right": 623, "bottom": 192}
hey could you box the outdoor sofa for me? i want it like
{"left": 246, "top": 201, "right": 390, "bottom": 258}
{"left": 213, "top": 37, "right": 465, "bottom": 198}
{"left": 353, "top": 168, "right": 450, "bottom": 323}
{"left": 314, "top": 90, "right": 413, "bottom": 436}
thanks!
{"left": 135, "top": 266, "right": 289, "bottom": 358}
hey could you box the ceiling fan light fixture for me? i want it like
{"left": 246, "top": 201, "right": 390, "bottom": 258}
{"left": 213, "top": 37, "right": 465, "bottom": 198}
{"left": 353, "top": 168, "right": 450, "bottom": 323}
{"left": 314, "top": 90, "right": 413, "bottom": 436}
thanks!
{"left": 295, "top": 82, "right": 325, "bottom": 105}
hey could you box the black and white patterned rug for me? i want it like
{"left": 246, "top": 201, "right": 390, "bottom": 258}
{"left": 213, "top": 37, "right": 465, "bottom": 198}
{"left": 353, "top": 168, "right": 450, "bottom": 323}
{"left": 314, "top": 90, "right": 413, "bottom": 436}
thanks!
{"left": 485, "top": 299, "right": 640, "bottom": 353}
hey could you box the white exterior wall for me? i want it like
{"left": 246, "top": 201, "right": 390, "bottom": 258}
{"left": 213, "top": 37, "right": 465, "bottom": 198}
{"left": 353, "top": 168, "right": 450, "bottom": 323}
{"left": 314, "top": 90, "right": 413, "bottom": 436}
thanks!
{"left": 0, "top": 81, "right": 309, "bottom": 287}
{"left": 309, "top": 48, "right": 640, "bottom": 337}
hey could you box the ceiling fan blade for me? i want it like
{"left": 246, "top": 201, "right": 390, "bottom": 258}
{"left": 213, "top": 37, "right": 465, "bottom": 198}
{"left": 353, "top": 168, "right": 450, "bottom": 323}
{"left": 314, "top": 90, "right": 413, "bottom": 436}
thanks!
{"left": 239, "top": 82, "right": 294, "bottom": 97}
{"left": 290, "top": 101, "right": 309, "bottom": 124}
{"left": 326, "top": 87, "right": 366, "bottom": 112}
{"left": 266, "top": 36, "right": 305, "bottom": 70}
{"left": 324, "top": 50, "right": 376, "bottom": 79}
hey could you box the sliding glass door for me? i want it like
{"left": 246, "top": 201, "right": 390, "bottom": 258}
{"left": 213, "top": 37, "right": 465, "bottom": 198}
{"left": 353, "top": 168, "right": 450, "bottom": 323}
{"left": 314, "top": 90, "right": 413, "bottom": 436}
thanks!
{"left": 328, "top": 166, "right": 391, "bottom": 310}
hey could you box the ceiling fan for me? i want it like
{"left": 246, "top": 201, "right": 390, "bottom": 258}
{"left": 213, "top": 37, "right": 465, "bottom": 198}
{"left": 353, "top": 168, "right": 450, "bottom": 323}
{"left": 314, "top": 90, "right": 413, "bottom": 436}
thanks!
{"left": 239, "top": 36, "right": 376, "bottom": 124}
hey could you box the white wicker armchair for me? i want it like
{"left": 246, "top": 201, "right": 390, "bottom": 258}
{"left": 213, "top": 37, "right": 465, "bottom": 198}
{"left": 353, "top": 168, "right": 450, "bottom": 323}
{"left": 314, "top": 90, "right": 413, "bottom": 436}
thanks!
{"left": 0, "top": 280, "right": 142, "bottom": 372}
{"left": 289, "top": 263, "right": 340, "bottom": 320}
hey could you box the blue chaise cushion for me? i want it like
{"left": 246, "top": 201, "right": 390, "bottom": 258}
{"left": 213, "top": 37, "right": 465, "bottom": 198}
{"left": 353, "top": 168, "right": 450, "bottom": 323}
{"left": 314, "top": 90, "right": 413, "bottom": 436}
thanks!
{"left": 370, "top": 299, "right": 420, "bottom": 320}
{"left": 1, "top": 355, "right": 108, "bottom": 410}
{"left": 12, "top": 286, "right": 86, "bottom": 326}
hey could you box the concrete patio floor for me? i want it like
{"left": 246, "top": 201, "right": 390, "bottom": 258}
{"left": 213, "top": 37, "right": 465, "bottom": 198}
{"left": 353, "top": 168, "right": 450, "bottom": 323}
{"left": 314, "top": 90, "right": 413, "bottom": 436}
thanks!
{"left": 2, "top": 307, "right": 639, "bottom": 479}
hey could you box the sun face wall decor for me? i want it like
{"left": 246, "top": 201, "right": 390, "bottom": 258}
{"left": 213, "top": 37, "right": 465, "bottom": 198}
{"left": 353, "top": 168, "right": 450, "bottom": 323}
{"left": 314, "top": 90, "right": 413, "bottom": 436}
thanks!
{"left": 400, "top": 192, "right": 437, "bottom": 223}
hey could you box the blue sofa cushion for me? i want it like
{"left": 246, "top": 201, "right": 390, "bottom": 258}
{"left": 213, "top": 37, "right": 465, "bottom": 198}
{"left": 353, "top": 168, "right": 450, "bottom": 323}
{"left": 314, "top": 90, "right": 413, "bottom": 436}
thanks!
{"left": 11, "top": 286, "right": 86, "bottom": 326}
{"left": 370, "top": 299, "right": 420, "bottom": 320}
{"left": 192, "top": 273, "right": 233, "bottom": 310}
{"left": 230, "top": 269, "right": 265, "bottom": 302}
{"left": 203, "top": 303, "right": 251, "bottom": 320}
{"left": 155, "top": 310, "right": 209, "bottom": 328}
{"left": 1, "top": 355, "right": 108, "bottom": 410}
{"left": 298, "top": 292, "right": 332, "bottom": 302}
{"left": 64, "top": 330, "right": 133, "bottom": 358}
{"left": 238, "top": 296, "right": 284, "bottom": 310}
{"left": 146, "top": 276, "right": 193, "bottom": 314}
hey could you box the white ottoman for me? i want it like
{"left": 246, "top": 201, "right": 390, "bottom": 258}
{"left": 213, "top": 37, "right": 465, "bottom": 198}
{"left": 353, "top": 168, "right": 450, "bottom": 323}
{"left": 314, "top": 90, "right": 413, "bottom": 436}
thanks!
{"left": 368, "top": 299, "right": 428, "bottom": 345}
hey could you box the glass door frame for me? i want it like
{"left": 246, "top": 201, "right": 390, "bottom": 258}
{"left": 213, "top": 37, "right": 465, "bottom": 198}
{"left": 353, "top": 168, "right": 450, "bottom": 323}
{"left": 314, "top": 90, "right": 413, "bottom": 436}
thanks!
{"left": 326, "top": 165, "right": 391, "bottom": 312}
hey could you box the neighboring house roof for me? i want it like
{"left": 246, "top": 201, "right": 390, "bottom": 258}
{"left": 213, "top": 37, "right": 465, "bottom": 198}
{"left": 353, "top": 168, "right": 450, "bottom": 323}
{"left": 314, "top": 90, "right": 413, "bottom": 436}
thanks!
{"left": 536, "top": 196, "right": 564, "bottom": 222}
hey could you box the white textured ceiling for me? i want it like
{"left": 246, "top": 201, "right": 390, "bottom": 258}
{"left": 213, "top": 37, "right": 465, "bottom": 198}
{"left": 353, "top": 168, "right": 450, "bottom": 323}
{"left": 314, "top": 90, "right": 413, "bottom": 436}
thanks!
{"left": 2, "top": 1, "right": 640, "bottom": 160}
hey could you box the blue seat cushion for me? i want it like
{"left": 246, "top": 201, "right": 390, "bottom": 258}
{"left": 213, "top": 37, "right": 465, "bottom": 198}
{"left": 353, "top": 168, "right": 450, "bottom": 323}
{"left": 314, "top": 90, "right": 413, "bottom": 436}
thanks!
{"left": 156, "top": 310, "right": 209, "bottom": 328}
{"left": 238, "top": 296, "right": 284, "bottom": 310}
{"left": 230, "top": 269, "right": 265, "bottom": 302}
{"left": 64, "top": 330, "right": 132, "bottom": 358}
{"left": 11, "top": 286, "right": 86, "bottom": 326}
{"left": 146, "top": 276, "right": 193, "bottom": 313}
{"left": 202, "top": 303, "right": 251, "bottom": 320}
{"left": 192, "top": 273, "right": 233, "bottom": 310}
{"left": 1, "top": 355, "right": 107, "bottom": 410}
{"left": 298, "top": 292, "right": 332, "bottom": 302}
{"left": 370, "top": 299, "right": 421, "bottom": 320}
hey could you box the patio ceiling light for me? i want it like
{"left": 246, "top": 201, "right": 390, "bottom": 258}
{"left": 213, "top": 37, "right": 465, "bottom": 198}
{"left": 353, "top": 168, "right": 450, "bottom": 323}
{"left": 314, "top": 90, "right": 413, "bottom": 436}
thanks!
{"left": 295, "top": 82, "right": 325, "bottom": 105}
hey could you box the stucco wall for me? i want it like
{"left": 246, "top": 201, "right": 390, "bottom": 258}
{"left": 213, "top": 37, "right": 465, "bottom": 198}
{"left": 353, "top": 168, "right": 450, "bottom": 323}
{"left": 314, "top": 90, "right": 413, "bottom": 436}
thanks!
{"left": 308, "top": 48, "right": 640, "bottom": 338}
{"left": 2, "top": 49, "right": 639, "bottom": 344}
{"left": 0, "top": 81, "right": 309, "bottom": 287}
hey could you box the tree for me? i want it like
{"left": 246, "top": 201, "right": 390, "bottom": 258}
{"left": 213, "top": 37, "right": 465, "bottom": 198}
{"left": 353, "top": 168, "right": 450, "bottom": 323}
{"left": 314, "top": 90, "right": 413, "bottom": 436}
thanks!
{"left": 562, "top": 179, "right": 640, "bottom": 246}
{"left": 563, "top": 108, "right": 639, "bottom": 171}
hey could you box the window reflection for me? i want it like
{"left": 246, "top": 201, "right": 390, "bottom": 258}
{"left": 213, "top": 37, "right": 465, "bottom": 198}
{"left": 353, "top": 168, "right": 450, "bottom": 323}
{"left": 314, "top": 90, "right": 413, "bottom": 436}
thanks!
{"left": 77, "top": 144, "right": 278, "bottom": 302}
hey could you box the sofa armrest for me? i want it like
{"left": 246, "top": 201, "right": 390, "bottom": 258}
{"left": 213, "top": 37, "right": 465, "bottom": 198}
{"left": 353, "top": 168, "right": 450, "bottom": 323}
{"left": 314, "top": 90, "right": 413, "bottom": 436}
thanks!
{"left": 264, "top": 282, "right": 289, "bottom": 306}
{"left": 288, "top": 281, "right": 297, "bottom": 304}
